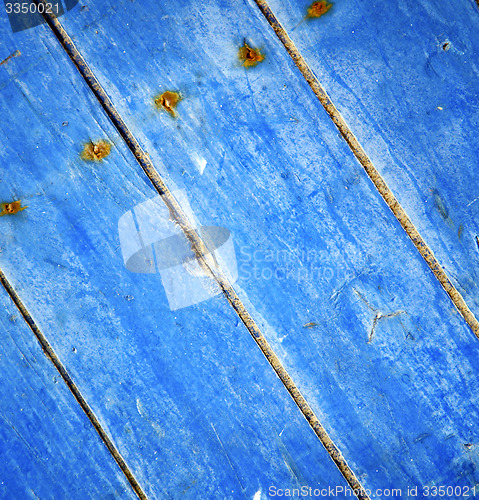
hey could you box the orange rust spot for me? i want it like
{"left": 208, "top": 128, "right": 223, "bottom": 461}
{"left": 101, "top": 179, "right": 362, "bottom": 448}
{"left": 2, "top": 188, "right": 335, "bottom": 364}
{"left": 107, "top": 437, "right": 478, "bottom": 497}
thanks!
{"left": 307, "top": 0, "right": 332, "bottom": 18}
{"left": 238, "top": 41, "right": 264, "bottom": 68}
{"left": 81, "top": 140, "right": 112, "bottom": 161}
{"left": 0, "top": 200, "right": 27, "bottom": 216}
{"left": 154, "top": 91, "right": 181, "bottom": 116}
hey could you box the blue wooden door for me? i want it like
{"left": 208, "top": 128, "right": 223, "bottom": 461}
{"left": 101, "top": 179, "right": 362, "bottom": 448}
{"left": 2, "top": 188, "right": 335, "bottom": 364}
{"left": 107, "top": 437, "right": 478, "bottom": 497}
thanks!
{"left": 1, "top": 0, "right": 478, "bottom": 498}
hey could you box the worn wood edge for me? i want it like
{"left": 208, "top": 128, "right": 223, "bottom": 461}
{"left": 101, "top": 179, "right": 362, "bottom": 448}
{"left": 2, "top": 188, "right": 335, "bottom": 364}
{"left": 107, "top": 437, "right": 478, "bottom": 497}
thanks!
{"left": 252, "top": 0, "right": 479, "bottom": 340}
{"left": 32, "top": 2, "right": 371, "bottom": 498}
{"left": 0, "top": 268, "right": 148, "bottom": 500}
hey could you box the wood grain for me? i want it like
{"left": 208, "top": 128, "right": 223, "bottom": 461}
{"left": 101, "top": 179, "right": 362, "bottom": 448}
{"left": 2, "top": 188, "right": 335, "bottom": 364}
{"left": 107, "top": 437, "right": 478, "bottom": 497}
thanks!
{"left": 0, "top": 11, "right": 351, "bottom": 499}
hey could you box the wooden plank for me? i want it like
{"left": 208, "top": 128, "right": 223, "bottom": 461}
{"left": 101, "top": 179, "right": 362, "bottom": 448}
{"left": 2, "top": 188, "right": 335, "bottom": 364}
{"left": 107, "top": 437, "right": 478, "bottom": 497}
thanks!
{"left": 0, "top": 283, "right": 138, "bottom": 499}
{"left": 0, "top": 13, "right": 351, "bottom": 499}
{"left": 46, "top": 0, "right": 479, "bottom": 494}
{"left": 262, "top": 0, "right": 479, "bottom": 321}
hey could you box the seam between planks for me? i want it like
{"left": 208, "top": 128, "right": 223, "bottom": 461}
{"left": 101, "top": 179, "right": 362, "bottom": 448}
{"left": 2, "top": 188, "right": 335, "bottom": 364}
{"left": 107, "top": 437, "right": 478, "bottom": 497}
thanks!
{"left": 0, "top": 269, "right": 148, "bottom": 500}
{"left": 252, "top": 0, "right": 479, "bottom": 340}
{"left": 33, "top": 2, "right": 371, "bottom": 499}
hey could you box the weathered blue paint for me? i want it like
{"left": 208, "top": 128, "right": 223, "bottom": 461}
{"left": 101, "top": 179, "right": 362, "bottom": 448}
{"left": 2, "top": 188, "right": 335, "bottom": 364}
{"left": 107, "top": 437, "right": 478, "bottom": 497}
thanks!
{"left": 264, "top": 0, "right": 479, "bottom": 320}
{"left": 0, "top": 284, "right": 138, "bottom": 499}
{"left": 0, "top": 13, "right": 351, "bottom": 499}
{"left": 50, "top": 0, "right": 479, "bottom": 496}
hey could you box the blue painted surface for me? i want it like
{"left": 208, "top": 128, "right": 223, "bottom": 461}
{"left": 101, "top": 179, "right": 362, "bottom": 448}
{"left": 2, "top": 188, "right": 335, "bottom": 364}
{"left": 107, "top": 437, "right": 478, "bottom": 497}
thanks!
{"left": 265, "top": 0, "right": 479, "bottom": 319}
{"left": 0, "top": 14, "right": 351, "bottom": 499}
{"left": 0, "top": 285, "right": 137, "bottom": 499}
{"left": 50, "top": 0, "right": 479, "bottom": 496}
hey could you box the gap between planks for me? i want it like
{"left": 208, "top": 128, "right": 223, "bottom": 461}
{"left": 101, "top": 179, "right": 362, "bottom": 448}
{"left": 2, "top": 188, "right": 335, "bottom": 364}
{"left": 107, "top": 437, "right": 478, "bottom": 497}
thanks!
{"left": 252, "top": 0, "right": 479, "bottom": 340}
{"left": 0, "top": 269, "right": 148, "bottom": 500}
{"left": 31, "top": 1, "right": 371, "bottom": 498}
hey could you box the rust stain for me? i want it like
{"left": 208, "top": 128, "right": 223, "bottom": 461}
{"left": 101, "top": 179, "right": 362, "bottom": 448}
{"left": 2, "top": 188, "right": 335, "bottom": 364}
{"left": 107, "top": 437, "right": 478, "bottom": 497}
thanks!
{"left": 154, "top": 91, "right": 181, "bottom": 116}
{"left": 81, "top": 140, "right": 112, "bottom": 161}
{"left": 307, "top": 1, "right": 332, "bottom": 18}
{"left": 0, "top": 200, "right": 27, "bottom": 216}
{"left": 303, "top": 322, "right": 318, "bottom": 328}
{"left": 238, "top": 41, "right": 264, "bottom": 67}
{"left": 0, "top": 50, "right": 21, "bottom": 66}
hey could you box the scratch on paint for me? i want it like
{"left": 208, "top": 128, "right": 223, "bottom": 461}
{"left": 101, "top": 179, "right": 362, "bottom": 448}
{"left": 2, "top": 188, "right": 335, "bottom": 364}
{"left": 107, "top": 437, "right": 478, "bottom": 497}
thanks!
{"left": 354, "top": 289, "right": 405, "bottom": 343}
{"left": 211, "top": 423, "right": 245, "bottom": 492}
{"left": 136, "top": 398, "right": 165, "bottom": 438}
{"left": 0, "top": 50, "right": 21, "bottom": 66}
{"left": 467, "top": 196, "right": 479, "bottom": 208}
{"left": 367, "top": 310, "right": 405, "bottom": 343}
{"left": 275, "top": 434, "right": 306, "bottom": 485}
{"left": 1, "top": 415, "right": 43, "bottom": 463}
{"left": 329, "top": 268, "right": 368, "bottom": 302}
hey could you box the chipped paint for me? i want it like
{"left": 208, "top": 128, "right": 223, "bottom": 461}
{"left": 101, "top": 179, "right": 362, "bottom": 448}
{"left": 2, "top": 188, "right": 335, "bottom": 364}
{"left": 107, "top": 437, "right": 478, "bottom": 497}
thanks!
{"left": 81, "top": 140, "right": 112, "bottom": 161}
{"left": 154, "top": 90, "right": 181, "bottom": 116}
{"left": 307, "top": 1, "right": 332, "bottom": 18}
{"left": 0, "top": 200, "right": 27, "bottom": 216}
{"left": 238, "top": 41, "right": 265, "bottom": 67}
